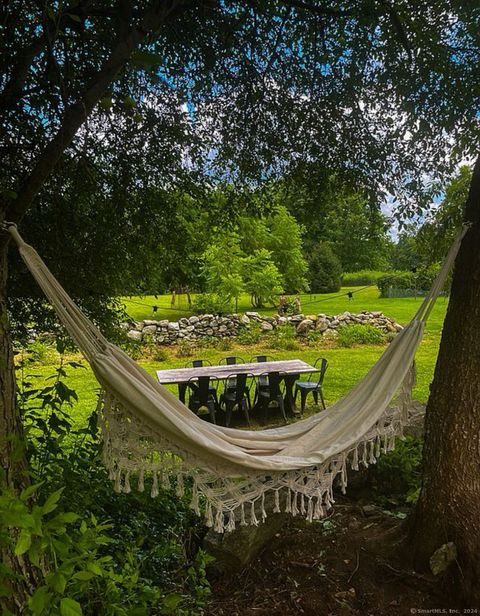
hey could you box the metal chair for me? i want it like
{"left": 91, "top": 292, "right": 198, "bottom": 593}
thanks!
{"left": 219, "top": 356, "right": 246, "bottom": 365}
{"left": 187, "top": 376, "right": 218, "bottom": 424}
{"left": 256, "top": 371, "right": 287, "bottom": 423}
{"left": 219, "top": 372, "right": 253, "bottom": 427}
{"left": 185, "top": 359, "right": 218, "bottom": 402}
{"left": 294, "top": 358, "right": 328, "bottom": 412}
{"left": 250, "top": 355, "right": 275, "bottom": 401}
{"left": 186, "top": 359, "right": 212, "bottom": 368}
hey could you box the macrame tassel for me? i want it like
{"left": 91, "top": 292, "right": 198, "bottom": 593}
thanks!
{"left": 340, "top": 464, "right": 347, "bottom": 495}
{"left": 226, "top": 510, "right": 236, "bottom": 533}
{"left": 190, "top": 482, "right": 200, "bottom": 515}
{"left": 307, "top": 497, "right": 314, "bottom": 522}
{"left": 214, "top": 507, "right": 225, "bottom": 534}
{"left": 375, "top": 436, "right": 381, "bottom": 458}
{"left": 240, "top": 503, "right": 247, "bottom": 526}
{"left": 250, "top": 502, "right": 259, "bottom": 526}
{"left": 273, "top": 490, "right": 281, "bottom": 513}
{"left": 137, "top": 469, "right": 145, "bottom": 493}
{"left": 176, "top": 473, "right": 184, "bottom": 497}
{"left": 388, "top": 433, "right": 396, "bottom": 451}
{"left": 361, "top": 442, "right": 369, "bottom": 467}
{"left": 300, "top": 493, "right": 306, "bottom": 515}
{"left": 114, "top": 468, "right": 122, "bottom": 493}
{"left": 261, "top": 493, "right": 267, "bottom": 521}
{"left": 324, "top": 490, "right": 331, "bottom": 509}
{"left": 314, "top": 496, "right": 324, "bottom": 520}
{"left": 108, "top": 466, "right": 116, "bottom": 481}
{"left": 291, "top": 492, "right": 299, "bottom": 517}
{"left": 351, "top": 446, "right": 359, "bottom": 471}
{"left": 162, "top": 471, "right": 171, "bottom": 490}
{"left": 123, "top": 471, "right": 131, "bottom": 494}
{"left": 205, "top": 502, "right": 214, "bottom": 528}
{"left": 285, "top": 489, "right": 292, "bottom": 513}
{"left": 151, "top": 472, "right": 159, "bottom": 498}
{"left": 368, "top": 440, "right": 376, "bottom": 465}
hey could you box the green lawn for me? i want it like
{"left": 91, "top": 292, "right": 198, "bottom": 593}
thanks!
{"left": 30, "top": 287, "right": 448, "bottom": 427}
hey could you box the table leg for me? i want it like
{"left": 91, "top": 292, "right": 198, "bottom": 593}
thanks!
{"left": 178, "top": 383, "right": 188, "bottom": 405}
{"left": 284, "top": 373, "right": 300, "bottom": 416}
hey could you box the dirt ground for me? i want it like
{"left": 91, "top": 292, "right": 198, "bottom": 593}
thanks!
{"left": 206, "top": 502, "right": 456, "bottom": 616}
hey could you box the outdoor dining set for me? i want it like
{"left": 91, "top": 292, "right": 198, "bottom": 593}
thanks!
{"left": 156, "top": 355, "right": 328, "bottom": 426}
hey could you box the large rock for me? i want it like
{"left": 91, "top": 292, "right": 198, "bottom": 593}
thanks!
{"left": 296, "top": 318, "right": 314, "bottom": 335}
{"left": 127, "top": 330, "right": 142, "bottom": 341}
{"left": 203, "top": 494, "right": 289, "bottom": 574}
{"left": 260, "top": 321, "right": 274, "bottom": 331}
{"left": 142, "top": 325, "right": 157, "bottom": 336}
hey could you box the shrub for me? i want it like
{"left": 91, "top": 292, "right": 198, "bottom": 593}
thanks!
{"left": 377, "top": 265, "right": 440, "bottom": 298}
{"left": 192, "top": 293, "right": 232, "bottom": 315}
{"left": 217, "top": 337, "right": 233, "bottom": 351}
{"left": 337, "top": 324, "right": 386, "bottom": 347}
{"left": 236, "top": 322, "right": 263, "bottom": 345}
{"left": 308, "top": 242, "right": 342, "bottom": 293}
{"left": 176, "top": 339, "right": 196, "bottom": 357}
{"left": 372, "top": 436, "right": 423, "bottom": 506}
{"left": 266, "top": 325, "right": 300, "bottom": 351}
{"left": 341, "top": 270, "right": 400, "bottom": 286}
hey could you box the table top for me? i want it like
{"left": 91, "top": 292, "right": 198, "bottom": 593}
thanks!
{"left": 156, "top": 359, "right": 318, "bottom": 385}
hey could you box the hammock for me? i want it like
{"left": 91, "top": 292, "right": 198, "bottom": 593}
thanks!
{"left": 5, "top": 224, "right": 467, "bottom": 533}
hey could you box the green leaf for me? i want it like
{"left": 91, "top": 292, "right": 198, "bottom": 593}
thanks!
{"left": 72, "top": 571, "right": 95, "bottom": 581}
{"left": 29, "top": 586, "right": 52, "bottom": 615}
{"left": 42, "top": 488, "right": 64, "bottom": 514}
{"left": 86, "top": 561, "right": 102, "bottom": 575}
{"left": 162, "top": 593, "right": 183, "bottom": 612}
{"left": 60, "top": 598, "right": 83, "bottom": 616}
{"left": 20, "top": 482, "right": 44, "bottom": 501}
{"left": 47, "top": 571, "right": 66, "bottom": 594}
{"left": 14, "top": 529, "right": 31, "bottom": 555}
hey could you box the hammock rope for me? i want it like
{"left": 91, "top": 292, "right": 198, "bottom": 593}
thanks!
{"left": 4, "top": 222, "right": 469, "bottom": 532}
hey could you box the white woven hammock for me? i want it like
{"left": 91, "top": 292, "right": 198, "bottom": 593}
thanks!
{"left": 6, "top": 224, "right": 467, "bottom": 533}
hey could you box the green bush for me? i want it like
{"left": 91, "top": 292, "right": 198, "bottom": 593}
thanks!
{"left": 266, "top": 325, "right": 300, "bottom": 351}
{"left": 176, "top": 339, "right": 196, "bottom": 357}
{"left": 341, "top": 270, "right": 401, "bottom": 286}
{"left": 377, "top": 265, "right": 440, "bottom": 298}
{"left": 192, "top": 293, "right": 232, "bottom": 315}
{"left": 236, "top": 322, "right": 262, "bottom": 345}
{"left": 7, "top": 361, "right": 210, "bottom": 616}
{"left": 337, "top": 324, "right": 386, "bottom": 347}
{"left": 372, "top": 436, "right": 423, "bottom": 506}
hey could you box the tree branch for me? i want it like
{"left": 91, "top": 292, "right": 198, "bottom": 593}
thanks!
{"left": 279, "top": 0, "right": 357, "bottom": 18}
{"left": 4, "top": 0, "right": 193, "bottom": 226}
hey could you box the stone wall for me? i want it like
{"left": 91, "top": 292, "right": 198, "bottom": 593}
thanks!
{"left": 124, "top": 310, "right": 403, "bottom": 345}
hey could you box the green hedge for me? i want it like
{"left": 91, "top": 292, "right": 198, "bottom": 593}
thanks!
{"left": 342, "top": 270, "right": 405, "bottom": 286}
{"left": 377, "top": 265, "right": 441, "bottom": 298}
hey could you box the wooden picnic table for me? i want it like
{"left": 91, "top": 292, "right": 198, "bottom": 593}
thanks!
{"left": 156, "top": 359, "right": 318, "bottom": 416}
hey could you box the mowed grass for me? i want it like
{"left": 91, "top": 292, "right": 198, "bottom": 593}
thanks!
{"left": 28, "top": 286, "right": 449, "bottom": 428}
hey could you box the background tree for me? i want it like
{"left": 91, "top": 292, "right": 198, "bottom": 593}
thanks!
{"left": 308, "top": 242, "right": 343, "bottom": 293}
{"left": 243, "top": 249, "right": 284, "bottom": 308}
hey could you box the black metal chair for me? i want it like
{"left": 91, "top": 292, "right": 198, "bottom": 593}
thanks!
{"left": 187, "top": 359, "right": 212, "bottom": 368}
{"left": 219, "top": 356, "right": 246, "bottom": 365}
{"left": 219, "top": 372, "right": 253, "bottom": 427}
{"left": 185, "top": 359, "right": 218, "bottom": 403}
{"left": 250, "top": 355, "right": 275, "bottom": 401}
{"left": 294, "top": 358, "right": 328, "bottom": 412}
{"left": 256, "top": 371, "right": 287, "bottom": 423}
{"left": 187, "top": 376, "right": 218, "bottom": 424}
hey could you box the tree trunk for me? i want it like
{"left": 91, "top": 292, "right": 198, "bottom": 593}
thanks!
{"left": 0, "top": 233, "right": 41, "bottom": 614}
{"left": 410, "top": 154, "right": 480, "bottom": 604}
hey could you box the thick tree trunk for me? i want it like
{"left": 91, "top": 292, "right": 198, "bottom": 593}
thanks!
{"left": 410, "top": 154, "right": 480, "bottom": 604}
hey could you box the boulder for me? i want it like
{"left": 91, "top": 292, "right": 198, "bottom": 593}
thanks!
{"left": 240, "top": 314, "right": 250, "bottom": 325}
{"left": 296, "top": 318, "right": 314, "bottom": 334}
{"left": 127, "top": 330, "right": 142, "bottom": 341}
{"left": 142, "top": 325, "right": 157, "bottom": 336}
{"left": 203, "top": 494, "right": 289, "bottom": 574}
{"left": 168, "top": 321, "right": 180, "bottom": 331}
{"left": 260, "top": 321, "right": 274, "bottom": 331}
{"left": 316, "top": 318, "right": 329, "bottom": 332}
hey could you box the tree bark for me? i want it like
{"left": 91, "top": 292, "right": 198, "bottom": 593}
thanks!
{"left": 410, "top": 154, "right": 480, "bottom": 604}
